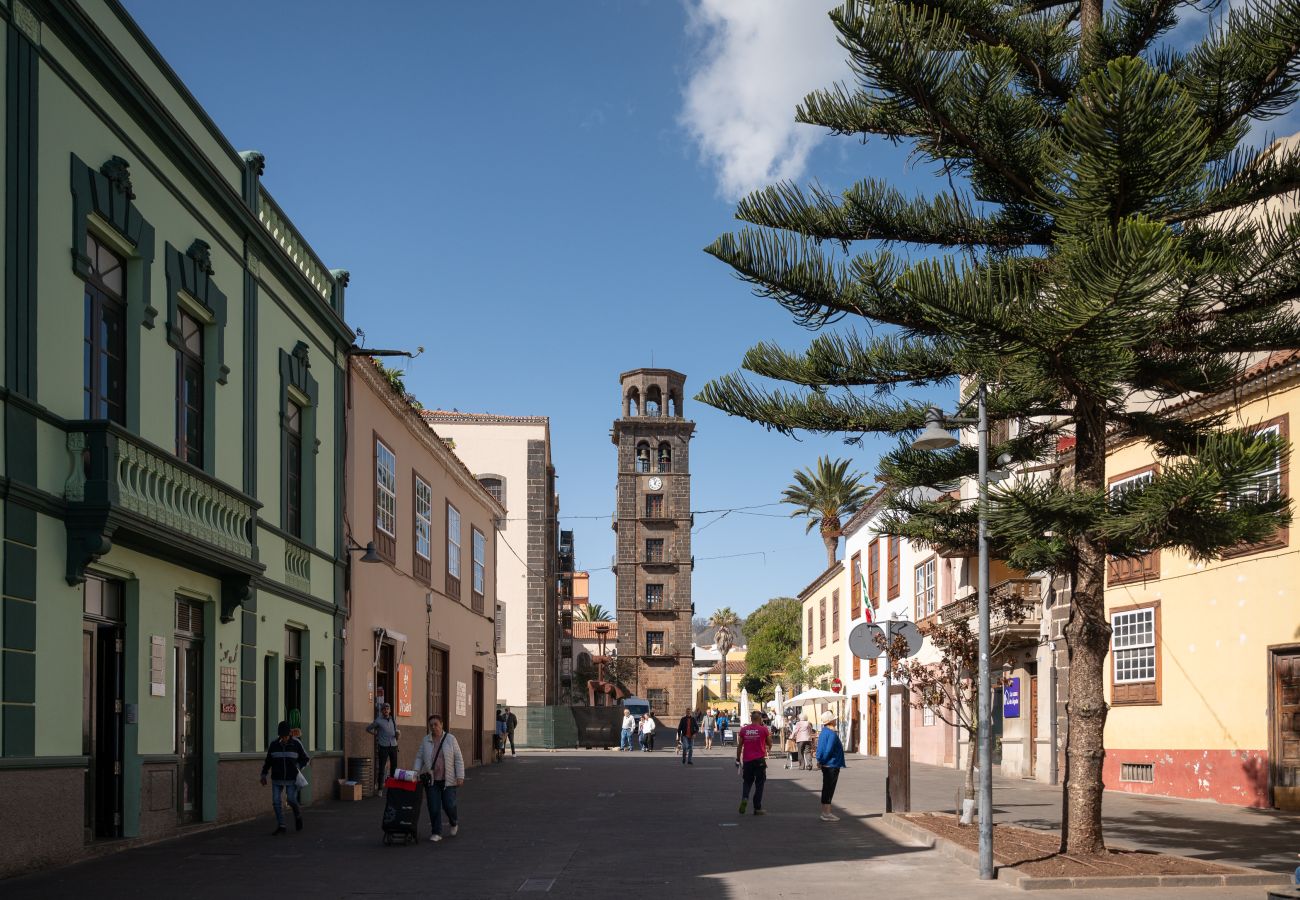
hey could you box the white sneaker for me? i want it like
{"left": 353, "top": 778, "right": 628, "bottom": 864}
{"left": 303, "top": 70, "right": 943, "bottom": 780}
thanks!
{"left": 449, "top": 824, "right": 459, "bottom": 837}
{"left": 820, "top": 813, "right": 840, "bottom": 822}
{"left": 430, "top": 834, "right": 442, "bottom": 842}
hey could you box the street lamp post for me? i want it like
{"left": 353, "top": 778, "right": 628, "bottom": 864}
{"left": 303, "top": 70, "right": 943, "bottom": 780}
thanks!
{"left": 912, "top": 383, "right": 994, "bottom": 880}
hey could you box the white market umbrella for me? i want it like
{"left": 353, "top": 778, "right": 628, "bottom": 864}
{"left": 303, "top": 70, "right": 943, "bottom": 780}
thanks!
{"left": 785, "top": 688, "right": 841, "bottom": 705}
{"left": 773, "top": 684, "right": 786, "bottom": 730}
{"left": 739, "top": 687, "right": 751, "bottom": 723}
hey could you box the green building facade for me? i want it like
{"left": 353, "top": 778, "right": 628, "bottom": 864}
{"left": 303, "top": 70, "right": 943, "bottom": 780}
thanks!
{"left": 1, "top": 0, "right": 352, "bottom": 873}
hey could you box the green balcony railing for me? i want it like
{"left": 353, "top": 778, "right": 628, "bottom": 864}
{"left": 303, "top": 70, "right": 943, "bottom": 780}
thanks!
{"left": 65, "top": 422, "right": 257, "bottom": 567}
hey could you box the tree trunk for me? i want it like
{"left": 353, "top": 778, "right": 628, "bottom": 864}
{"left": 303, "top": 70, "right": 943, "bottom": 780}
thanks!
{"left": 721, "top": 650, "right": 729, "bottom": 700}
{"left": 1060, "top": 402, "right": 1110, "bottom": 855}
{"left": 1079, "top": 0, "right": 1103, "bottom": 70}
{"left": 821, "top": 527, "right": 838, "bottom": 568}
{"left": 963, "top": 727, "right": 977, "bottom": 801}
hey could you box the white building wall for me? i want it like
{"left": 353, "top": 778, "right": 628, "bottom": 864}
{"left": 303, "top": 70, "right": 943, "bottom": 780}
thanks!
{"left": 423, "top": 421, "right": 545, "bottom": 709}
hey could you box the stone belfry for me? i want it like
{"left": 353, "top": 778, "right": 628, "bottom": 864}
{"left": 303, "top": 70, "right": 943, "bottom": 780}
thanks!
{"left": 612, "top": 369, "right": 695, "bottom": 717}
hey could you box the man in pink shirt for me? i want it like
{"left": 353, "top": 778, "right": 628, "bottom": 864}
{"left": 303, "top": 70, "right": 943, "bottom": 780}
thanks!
{"left": 735, "top": 710, "right": 771, "bottom": 815}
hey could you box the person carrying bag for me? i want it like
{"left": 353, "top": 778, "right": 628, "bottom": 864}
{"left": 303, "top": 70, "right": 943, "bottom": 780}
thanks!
{"left": 414, "top": 714, "right": 465, "bottom": 843}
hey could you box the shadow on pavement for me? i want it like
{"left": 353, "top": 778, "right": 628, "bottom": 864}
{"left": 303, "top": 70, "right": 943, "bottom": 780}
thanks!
{"left": 0, "top": 750, "right": 934, "bottom": 900}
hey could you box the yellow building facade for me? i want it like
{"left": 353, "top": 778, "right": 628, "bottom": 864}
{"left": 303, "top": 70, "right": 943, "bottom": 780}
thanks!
{"left": 1103, "top": 352, "right": 1300, "bottom": 809}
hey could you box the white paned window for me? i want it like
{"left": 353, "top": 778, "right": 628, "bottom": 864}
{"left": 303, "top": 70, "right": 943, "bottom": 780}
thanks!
{"left": 447, "top": 503, "right": 462, "bottom": 578}
{"left": 914, "top": 558, "right": 936, "bottom": 619}
{"left": 414, "top": 477, "right": 432, "bottom": 560}
{"left": 1109, "top": 470, "right": 1154, "bottom": 503}
{"left": 1235, "top": 424, "right": 1282, "bottom": 505}
{"left": 473, "top": 529, "right": 486, "bottom": 595}
{"left": 375, "top": 441, "right": 396, "bottom": 537}
{"left": 923, "top": 706, "right": 935, "bottom": 727}
{"left": 1112, "top": 608, "right": 1156, "bottom": 683}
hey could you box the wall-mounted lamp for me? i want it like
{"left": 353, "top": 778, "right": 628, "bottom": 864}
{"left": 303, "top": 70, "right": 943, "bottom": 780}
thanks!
{"left": 347, "top": 541, "right": 383, "bottom": 564}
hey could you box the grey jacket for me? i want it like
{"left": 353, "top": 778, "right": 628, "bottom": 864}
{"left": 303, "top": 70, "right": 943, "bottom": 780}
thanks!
{"left": 414, "top": 732, "right": 465, "bottom": 783}
{"left": 366, "top": 715, "right": 399, "bottom": 747}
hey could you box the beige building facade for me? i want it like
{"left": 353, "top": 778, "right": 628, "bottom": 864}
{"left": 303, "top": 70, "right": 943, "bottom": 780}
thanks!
{"left": 345, "top": 360, "right": 502, "bottom": 779}
{"left": 421, "top": 410, "right": 559, "bottom": 744}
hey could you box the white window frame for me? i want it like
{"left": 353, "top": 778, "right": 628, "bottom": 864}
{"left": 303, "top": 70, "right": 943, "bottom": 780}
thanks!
{"left": 375, "top": 440, "right": 396, "bottom": 538}
{"left": 1236, "top": 423, "right": 1282, "bottom": 505}
{"left": 472, "top": 528, "right": 486, "bottom": 595}
{"left": 914, "top": 557, "right": 936, "bottom": 619}
{"left": 922, "top": 705, "right": 936, "bottom": 727}
{"left": 1109, "top": 469, "right": 1154, "bottom": 503}
{"left": 447, "top": 503, "right": 462, "bottom": 579}
{"left": 1111, "top": 607, "right": 1156, "bottom": 684}
{"left": 414, "top": 476, "right": 432, "bottom": 560}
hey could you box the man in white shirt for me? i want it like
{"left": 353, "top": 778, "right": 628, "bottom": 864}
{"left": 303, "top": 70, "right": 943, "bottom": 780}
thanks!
{"left": 620, "top": 710, "right": 635, "bottom": 751}
{"left": 640, "top": 714, "right": 657, "bottom": 752}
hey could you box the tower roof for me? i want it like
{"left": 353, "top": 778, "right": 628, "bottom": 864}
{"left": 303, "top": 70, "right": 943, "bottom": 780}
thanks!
{"left": 619, "top": 367, "right": 687, "bottom": 382}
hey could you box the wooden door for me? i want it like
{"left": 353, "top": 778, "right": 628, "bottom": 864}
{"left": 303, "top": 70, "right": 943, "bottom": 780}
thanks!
{"left": 1272, "top": 649, "right": 1300, "bottom": 810}
{"left": 472, "top": 668, "right": 486, "bottom": 764}
{"left": 1029, "top": 673, "right": 1039, "bottom": 778}
{"left": 867, "top": 693, "right": 879, "bottom": 756}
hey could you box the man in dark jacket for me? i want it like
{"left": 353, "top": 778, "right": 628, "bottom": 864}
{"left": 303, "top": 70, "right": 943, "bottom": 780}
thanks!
{"left": 504, "top": 707, "right": 518, "bottom": 756}
{"left": 676, "top": 708, "right": 698, "bottom": 765}
{"left": 260, "top": 720, "right": 310, "bottom": 835}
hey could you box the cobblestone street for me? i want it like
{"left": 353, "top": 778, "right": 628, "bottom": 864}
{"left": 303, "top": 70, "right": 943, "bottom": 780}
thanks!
{"left": 5, "top": 747, "right": 1291, "bottom": 899}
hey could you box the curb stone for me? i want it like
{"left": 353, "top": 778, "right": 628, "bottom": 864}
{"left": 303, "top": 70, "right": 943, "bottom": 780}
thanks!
{"left": 878, "top": 813, "right": 1291, "bottom": 891}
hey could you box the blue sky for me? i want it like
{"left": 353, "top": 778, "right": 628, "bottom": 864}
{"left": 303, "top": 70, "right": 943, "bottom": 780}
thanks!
{"left": 121, "top": 0, "right": 931, "bottom": 619}
{"left": 124, "top": 1, "right": 1299, "bottom": 621}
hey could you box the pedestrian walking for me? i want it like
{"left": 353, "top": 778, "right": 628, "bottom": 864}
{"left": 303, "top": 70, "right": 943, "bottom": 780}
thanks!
{"left": 494, "top": 709, "right": 508, "bottom": 762}
{"left": 735, "top": 710, "right": 770, "bottom": 815}
{"left": 816, "top": 710, "right": 845, "bottom": 821}
{"left": 640, "top": 713, "right": 657, "bottom": 752}
{"left": 791, "top": 713, "right": 816, "bottom": 770}
{"left": 260, "top": 720, "right": 309, "bottom": 835}
{"left": 366, "top": 702, "right": 400, "bottom": 791}
{"left": 702, "top": 709, "right": 716, "bottom": 749}
{"left": 676, "top": 708, "right": 698, "bottom": 764}
{"left": 503, "top": 706, "right": 518, "bottom": 756}
{"left": 414, "top": 714, "right": 465, "bottom": 843}
{"left": 620, "top": 709, "right": 635, "bottom": 751}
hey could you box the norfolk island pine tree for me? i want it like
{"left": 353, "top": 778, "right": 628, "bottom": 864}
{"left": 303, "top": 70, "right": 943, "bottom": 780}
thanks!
{"left": 696, "top": 0, "right": 1300, "bottom": 854}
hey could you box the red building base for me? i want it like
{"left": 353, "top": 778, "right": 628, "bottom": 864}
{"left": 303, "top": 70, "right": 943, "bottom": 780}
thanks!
{"left": 1103, "top": 748, "right": 1271, "bottom": 808}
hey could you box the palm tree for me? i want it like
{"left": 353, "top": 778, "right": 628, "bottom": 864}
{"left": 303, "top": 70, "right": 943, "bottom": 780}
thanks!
{"left": 781, "top": 456, "right": 873, "bottom": 568}
{"left": 709, "top": 607, "right": 741, "bottom": 700}
{"left": 576, "top": 603, "right": 613, "bottom": 623}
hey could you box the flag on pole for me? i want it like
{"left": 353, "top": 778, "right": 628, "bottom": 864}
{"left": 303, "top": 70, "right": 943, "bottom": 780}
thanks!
{"left": 861, "top": 573, "right": 873, "bottom": 623}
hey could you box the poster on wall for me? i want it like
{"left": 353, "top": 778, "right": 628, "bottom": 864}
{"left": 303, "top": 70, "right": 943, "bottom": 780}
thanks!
{"left": 397, "top": 664, "right": 413, "bottom": 717}
{"left": 456, "top": 681, "right": 468, "bottom": 717}
{"left": 220, "top": 667, "right": 237, "bottom": 721}
{"left": 1003, "top": 677, "right": 1021, "bottom": 718}
{"left": 150, "top": 635, "right": 166, "bottom": 697}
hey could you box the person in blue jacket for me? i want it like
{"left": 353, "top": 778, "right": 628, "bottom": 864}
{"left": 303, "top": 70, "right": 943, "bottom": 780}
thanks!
{"left": 815, "top": 710, "right": 845, "bottom": 822}
{"left": 260, "top": 720, "right": 310, "bottom": 835}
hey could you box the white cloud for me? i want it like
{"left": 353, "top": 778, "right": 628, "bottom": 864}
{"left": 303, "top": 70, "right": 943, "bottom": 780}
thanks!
{"left": 680, "top": 0, "right": 849, "bottom": 199}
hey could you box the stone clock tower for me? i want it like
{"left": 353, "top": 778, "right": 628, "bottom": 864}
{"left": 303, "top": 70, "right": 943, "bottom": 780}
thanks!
{"left": 612, "top": 369, "right": 695, "bottom": 718}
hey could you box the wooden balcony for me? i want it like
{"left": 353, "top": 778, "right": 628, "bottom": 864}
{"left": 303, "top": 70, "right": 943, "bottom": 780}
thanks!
{"left": 938, "top": 578, "right": 1043, "bottom": 643}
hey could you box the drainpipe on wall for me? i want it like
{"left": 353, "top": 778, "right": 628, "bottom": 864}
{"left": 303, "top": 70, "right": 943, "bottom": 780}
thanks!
{"left": 1048, "top": 654, "right": 1059, "bottom": 785}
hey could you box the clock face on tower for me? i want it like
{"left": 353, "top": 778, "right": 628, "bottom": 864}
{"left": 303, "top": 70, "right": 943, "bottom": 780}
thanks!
{"left": 647, "top": 476, "right": 663, "bottom": 491}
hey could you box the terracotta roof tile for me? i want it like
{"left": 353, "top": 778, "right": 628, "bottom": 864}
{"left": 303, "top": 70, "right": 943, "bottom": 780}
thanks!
{"left": 707, "top": 660, "right": 747, "bottom": 675}
{"left": 571, "top": 621, "right": 618, "bottom": 640}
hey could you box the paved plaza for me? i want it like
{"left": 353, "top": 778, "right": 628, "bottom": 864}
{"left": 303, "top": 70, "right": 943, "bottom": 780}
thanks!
{"left": 4, "top": 747, "right": 1294, "bottom": 899}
